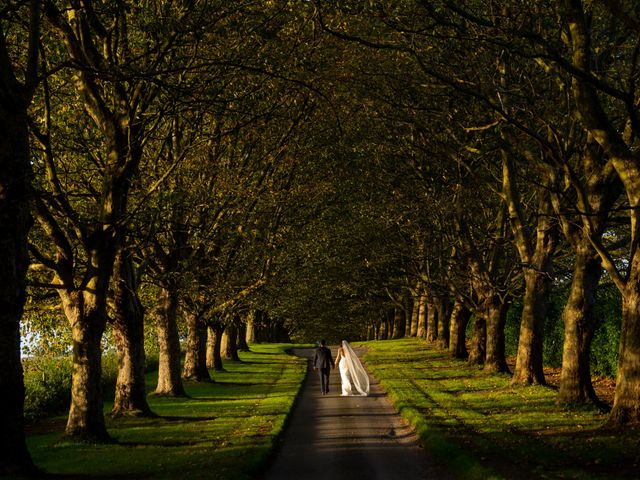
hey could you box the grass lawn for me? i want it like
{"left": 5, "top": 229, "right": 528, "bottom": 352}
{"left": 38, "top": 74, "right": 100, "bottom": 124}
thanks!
{"left": 360, "top": 338, "right": 640, "bottom": 480}
{"left": 24, "top": 343, "right": 308, "bottom": 480}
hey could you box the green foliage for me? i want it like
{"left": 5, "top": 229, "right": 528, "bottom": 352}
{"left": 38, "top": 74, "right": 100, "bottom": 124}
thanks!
{"left": 543, "top": 289, "right": 569, "bottom": 369}
{"left": 591, "top": 284, "right": 621, "bottom": 377}
{"left": 23, "top": 351, "right": 159, "bottom": 423}
{"left": 23, "top": 356, "right": 72, "bottom": 422}
{"left": 363, "top": 339, "right": 637, "bottom": 479}
{"left": 503, "top": 305, "right": 521, "bottom": 358}
{"left": 26, "top": 344, "right": 306, "bottom": 480}
{"left": 504, "top": 283, "right": 620, "bottom": 377}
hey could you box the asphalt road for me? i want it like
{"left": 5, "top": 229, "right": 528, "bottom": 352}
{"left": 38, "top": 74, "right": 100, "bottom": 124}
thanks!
{"left": 260, "top": 347, "right": 452, "bottom": 480}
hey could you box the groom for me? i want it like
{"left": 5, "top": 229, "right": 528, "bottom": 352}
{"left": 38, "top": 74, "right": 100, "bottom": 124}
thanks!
{"left": 313, "top": 339, "right": 334, "bottom": 395}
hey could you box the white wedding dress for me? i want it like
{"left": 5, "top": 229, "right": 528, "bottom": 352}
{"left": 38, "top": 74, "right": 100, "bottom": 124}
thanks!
{"left": 338, "top": 340, "right": 370, "bottom": 396}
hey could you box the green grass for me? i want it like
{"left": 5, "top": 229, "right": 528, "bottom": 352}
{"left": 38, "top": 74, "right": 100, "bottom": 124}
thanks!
{"left": 360, "top": 338, "right": 640, "bottom": 480}
{"left": 23, "top": 343, "right": 308, "bottom": 480}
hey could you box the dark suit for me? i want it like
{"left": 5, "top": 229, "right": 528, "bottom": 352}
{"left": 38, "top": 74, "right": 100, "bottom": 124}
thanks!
{"left": 313, "top": 346, "right": 334, "bottom": 394}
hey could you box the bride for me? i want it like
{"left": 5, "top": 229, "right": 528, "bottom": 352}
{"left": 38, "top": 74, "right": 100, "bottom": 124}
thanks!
{"left": 334, "top": 340, "right": 370, "bottom": 396}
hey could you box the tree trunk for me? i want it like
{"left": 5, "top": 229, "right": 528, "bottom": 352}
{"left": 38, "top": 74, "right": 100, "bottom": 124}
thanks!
{"left": 405, "top": 299, "right": 414, "bottom": 338}
{"left": 468, "top": 316, "right": 486, "bottom": 366}
{"left": 386, "top": 308, "right": 395, "bottom": 339}
{"left": 557, "top": 244, "right": 602, "bottom": 405}
{"left": 392, "top": 307, "right": 405, "bottom": 339}
{"left": 379, "top": 316, "right": 388, "bottom": 340}
{"left": 511, "top": 268, "right": 552, "bottom": 385}
{"left": 436, "top": 297, "right": 450, "bottom": 349}
{"left": 367, "top": 323, "right": 376, "bottom": 340}
{"left": 449, "top": 300, "right": 471, "bottom": 359}
{"left": 0, "top": 83, "right": 34, "bottom": 472}
{"left": 608, "top": 294, "right": 640, "bottom": 425}
{"left": 111, "top": 250, "right": 151, "bottom": 417}
{"left": 237, "top": 317, "right": 250, "bottom": 351}
{"left": 182, "top": 312, "right": 211, "bottom": 382}
{"left": 607, "top": 254, "right": 640, "bottom": 426}
{"left": 63, "top": 294, "right": 109, "bottom": 440}
{"left": 155, "top": 286, "right": 185, "bottom": 396}
{"left": 211, "top": 324, "right": 224, "bottom": 371}
{"left": 426, "top": 298, "right": 438, "bottom": 342}
{"left": 206, "top": 326, "right": 216, "bottom": 369}
{"left": 484, "top": 299, "right": 510, "bottom": 373}
{"left": 224, "top": 324, "right": 240, "bottom": 361}
{"left": 410, "top": 296, "right": 420, "bottom": 337}
{"left": 245, "top": 312, "right": 256, "bottom": 344}
{"left": 501, "top": 144, "right": 558, "bottom": 385}
{"left": 416, "top": 294, "right": 427, "bottom": 338}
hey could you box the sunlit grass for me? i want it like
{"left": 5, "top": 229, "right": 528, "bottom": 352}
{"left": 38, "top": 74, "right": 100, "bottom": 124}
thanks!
{"left": 26, "top": 343, "right": 308, "bottom": 480}
{"left": 360, "top": 338, "right": 639, "bottom": 480}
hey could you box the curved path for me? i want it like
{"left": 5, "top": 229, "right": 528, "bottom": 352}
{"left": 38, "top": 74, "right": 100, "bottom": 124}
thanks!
{"left": 261, "top": 347, "right": 451, "bottom": 480}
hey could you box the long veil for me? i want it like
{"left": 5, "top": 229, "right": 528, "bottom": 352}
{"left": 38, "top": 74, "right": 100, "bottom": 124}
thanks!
{"left": 341, "top": 340, "right": 370, "bottom": 395}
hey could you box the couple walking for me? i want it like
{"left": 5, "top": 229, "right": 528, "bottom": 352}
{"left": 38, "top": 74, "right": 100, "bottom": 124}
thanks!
{"left": 313, "top": 340, "right": 370, "bottom": 396}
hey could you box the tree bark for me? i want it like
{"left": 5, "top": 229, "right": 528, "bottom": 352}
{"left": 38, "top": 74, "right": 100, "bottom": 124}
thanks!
{"left": 206, "top": 326, "right": 216, "bottom": 369}
{"left": 0, "top": 3, "right": 39, "bottom": 470}
{"left": 510, "top": 189, "right": 557, "bottom": 385}
{"left": 426, "top": 298, "right": 438, "bottom": 342}
{"left": 410, "top": 295, "right": 420, "bottom": 337}
{"left": 155, "top": 286, "right": 185, "bottom": 396}
{"left": 511, "top": 267, "right": 553, "bottom": 385}
{"left": 416, "top": 294, "right": 427, "bottom": 338}
{"left": 379, "top": 316, "right": 389, "bottom": 340}
{"left": 210, "top": 324, "right": 224, "bottom": 371}
{"left": 0, "top": 67, "right": 35, "bottom": 475}
{"left": 609, "top": 277, "right": 640, "bottom": 426}
{"left": 245, "top": 312, "right": 257, "bottom": 344}
{"left": 468, "top": 316, "right": 486, "bottom": 366}
{"left": 449, "top": 300, "right": 471, "bottom": 359}
{"left": 237, "top": 316, "right": 250, "bottom": 351}
{"left": 392, "top": 307, "right": 405, "bottom": 339}
{"left": 182, "top": 312, "right": 211, "bottom": 382}
{"left": 484, "top": 299, "right": 510, "bottom": 373}
{"left": 63, "top": 293, "right": 109, "bottom": 440}
{"left": 367, "top": 323, "right": 376, "bottom": 340}
{"left": 111, "top": 250, "right": 151, "bottom": 416}
{"left": 436, "top": 297, "right": 450, "bottom": 349}
{"left": 562, "top": 1, "right": 640, "bottom": 425}
{"left": 557, "top": 244, "right": 602, "bottom": 405}
{"left": 224, "top": 324, "right": 240, "bottom": 361}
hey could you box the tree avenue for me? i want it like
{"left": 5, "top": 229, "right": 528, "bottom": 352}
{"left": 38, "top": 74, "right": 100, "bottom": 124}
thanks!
{"left": 2, "top": 0, "right": 640, "bottom": 474}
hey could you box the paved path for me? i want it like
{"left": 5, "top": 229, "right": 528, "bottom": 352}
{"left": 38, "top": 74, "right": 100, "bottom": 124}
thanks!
{"left": 260, "top": 347, "right": 451, "bottom": 480}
